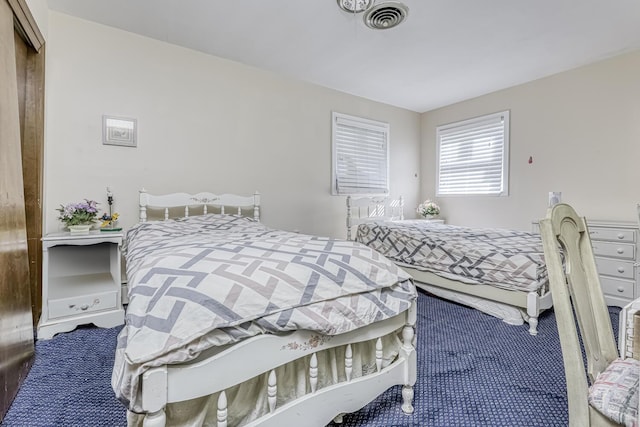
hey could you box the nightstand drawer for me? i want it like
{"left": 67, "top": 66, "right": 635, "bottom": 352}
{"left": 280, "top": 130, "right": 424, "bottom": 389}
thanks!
{"left": 588, "top": 227, "right": 635, "bottom": 243}
{"left": 591, "top": 241, "right": 635, "bottom": 260}
{"left": 594, "top": 257, "right": 635, "bottom": 280}
{"left": 600, "top": 277, "right": 635, "bottom": 299}
{"left": 48, "top": 291, "right": 118, "bottom": 320}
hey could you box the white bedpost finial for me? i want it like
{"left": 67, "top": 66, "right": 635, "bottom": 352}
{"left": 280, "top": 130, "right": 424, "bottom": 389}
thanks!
{"left": 346, "top": 196, "right": 352, "bottom": 240}
{"left": 141, "top": 366, "right": 167, "bottom": 427}
{"left": 250, "top": 191, "right": 260, "bottom": 221}
{"left": 139, "top": 188, "right": 148, "bottom": 223}
{"left": 217, "top": 391, "right": 228, "bottom": 427}
{"left": 399, "top": 195, "right": 404, "bottom": 220}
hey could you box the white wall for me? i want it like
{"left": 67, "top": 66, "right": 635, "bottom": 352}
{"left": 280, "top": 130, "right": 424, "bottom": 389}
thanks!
{"left": 44, "top": 12, "right": 421, "bottom": 238}
{"left": 421, "top": 50, "right": 640, "bottom": 230}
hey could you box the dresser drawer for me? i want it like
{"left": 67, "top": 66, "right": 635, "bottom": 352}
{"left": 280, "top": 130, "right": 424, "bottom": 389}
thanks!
{"left": 48, "top": 291, "right": 118, "bottom": 320}
{"left": 594, "top": 257, "right": 635, "bottom": 280}
{"left": 600, "top": 276, "right": 635, "bottom": 300}
{"left": 588, "top": 227, "right": 635, "bottom": 243}
{"left": 591, "top": 241, "right": 635, "bottom": 260}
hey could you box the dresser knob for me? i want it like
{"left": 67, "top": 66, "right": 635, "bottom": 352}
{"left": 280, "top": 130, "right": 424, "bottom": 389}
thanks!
{"left": 617, "top": 233, "right": 624, "bottom": 239}
{"left": 80, "top": 304, "right": 89, "bottom": 311}
{"left": 617, "top": 267, "right": 625, "bottom": 274}
{"left": 617, "top": 248, "right": 624, "bottom": 254}
{"left": 617, "top": 286, "right": 625, "bottom": 293}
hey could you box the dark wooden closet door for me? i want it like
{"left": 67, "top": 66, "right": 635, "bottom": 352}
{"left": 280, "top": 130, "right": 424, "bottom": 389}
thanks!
{"left": 0, "top": 0, "right": 44, "bottom": 421}
{"left": 15, "top": 19, "right": 45, "bottom": 327}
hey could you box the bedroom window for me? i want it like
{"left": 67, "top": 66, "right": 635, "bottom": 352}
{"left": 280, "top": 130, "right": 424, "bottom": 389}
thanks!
{"left": 332, "top": 112, "right": 389, "bottom": 195}
{"left": 436, "top": 110, "right": 510, "bottom": 196}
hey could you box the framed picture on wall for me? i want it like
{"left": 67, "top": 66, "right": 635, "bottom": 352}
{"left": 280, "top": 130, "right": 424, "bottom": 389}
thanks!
{"left": 102, "top": 115, "right": 137, "bottom": 147}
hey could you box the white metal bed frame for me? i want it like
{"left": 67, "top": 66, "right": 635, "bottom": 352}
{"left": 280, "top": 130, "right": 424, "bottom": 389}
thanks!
{"left": 130, "top": 190, "right": 417, "bottom": 426}
{"left": 346, "top": 195, "right": 552, "bottom": 335}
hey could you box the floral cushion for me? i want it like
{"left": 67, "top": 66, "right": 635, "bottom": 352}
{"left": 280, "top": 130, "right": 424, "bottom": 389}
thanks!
{"left": 588, "top": 358, "right": 639, "bottom": 427}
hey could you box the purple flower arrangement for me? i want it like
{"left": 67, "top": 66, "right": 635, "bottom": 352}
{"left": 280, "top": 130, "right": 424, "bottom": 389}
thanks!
{"left": 57, "top": 199, "right": 99, "bottom": 226}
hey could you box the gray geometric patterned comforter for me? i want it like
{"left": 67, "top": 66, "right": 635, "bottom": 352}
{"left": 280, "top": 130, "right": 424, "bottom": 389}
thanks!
{"left": 112, "top": 214, "right": 415, "bottom": 411}
{"left": 356, "top": 221, "right": 547, "bottom": 292}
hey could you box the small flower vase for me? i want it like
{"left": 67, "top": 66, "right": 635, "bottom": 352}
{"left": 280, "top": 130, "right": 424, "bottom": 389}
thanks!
{"left": 422, "top": 213, "right": 438, "bottom": 220}
{"left": 68, "top": 224, "right": 92, "bottom": 235}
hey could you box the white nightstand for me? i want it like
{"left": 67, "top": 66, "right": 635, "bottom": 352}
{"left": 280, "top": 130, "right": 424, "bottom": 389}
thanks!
{"left": 394, "top": 218, "right": 445, "bottom": 225}
{"left": 38, "top": 231, "right": 125, "bottom": 339}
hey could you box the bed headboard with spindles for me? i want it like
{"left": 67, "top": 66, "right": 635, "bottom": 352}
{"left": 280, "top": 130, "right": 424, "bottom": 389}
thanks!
{"left": 346, "top": 195, "right": 404, "bottom": 240}
{"left": 138, "top": 189, "right": 261, "bottom": 222}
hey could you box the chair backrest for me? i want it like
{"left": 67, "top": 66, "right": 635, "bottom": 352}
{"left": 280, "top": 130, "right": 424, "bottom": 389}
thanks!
{"left": 345, "top": 195, "right": 404, "bottom": 240}
{"left": 539, "top": 203, "right": 620, "bottom": 424}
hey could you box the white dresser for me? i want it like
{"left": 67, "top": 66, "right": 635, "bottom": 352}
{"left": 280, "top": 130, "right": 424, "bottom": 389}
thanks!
{"left": 533, "top": 219, "right": 638, "bottom": 307}
{"left": 588, "top": 220, "right": 638, "bottom": 307}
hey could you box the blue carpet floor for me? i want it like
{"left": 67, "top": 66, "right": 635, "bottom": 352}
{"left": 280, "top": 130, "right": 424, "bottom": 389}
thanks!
{"left": 2, "top": 290, "right": 620, "bottom": 427}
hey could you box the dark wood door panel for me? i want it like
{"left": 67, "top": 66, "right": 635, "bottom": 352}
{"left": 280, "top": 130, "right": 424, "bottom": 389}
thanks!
{"left": 0, "top": 0, "right": 41, "bottom": 419}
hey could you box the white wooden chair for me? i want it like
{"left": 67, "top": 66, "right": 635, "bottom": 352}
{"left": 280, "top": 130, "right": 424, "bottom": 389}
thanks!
{"left": 540, "top": 203, "right": 639, "bottom": 426}
{"left": 346, "top": 195, "right": 404, "bottom": 240}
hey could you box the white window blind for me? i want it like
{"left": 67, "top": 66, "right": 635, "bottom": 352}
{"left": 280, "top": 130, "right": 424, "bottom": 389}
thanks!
{"left": 332, "top": 112, "right": 389, "bottom": 195}
{"left": 436, "top": 110, "right": 509, "bottom": 196}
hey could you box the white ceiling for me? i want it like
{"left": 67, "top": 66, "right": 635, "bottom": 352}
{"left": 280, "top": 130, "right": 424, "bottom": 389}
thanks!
{"left": 47, "top": 0, "right": 640, "bottom": 113}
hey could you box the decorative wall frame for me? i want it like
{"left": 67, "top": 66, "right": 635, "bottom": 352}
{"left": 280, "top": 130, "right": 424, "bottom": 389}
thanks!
{"left": 103, "top": 115, "right": 137, "bottom": 147}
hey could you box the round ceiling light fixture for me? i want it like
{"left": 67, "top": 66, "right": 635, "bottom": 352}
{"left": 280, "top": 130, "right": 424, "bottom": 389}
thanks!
{"left": 336, "top": 0, "right": 373, "bottom": 13}
{"left": 364, "top": 1, "right": 409, "bottom": 29}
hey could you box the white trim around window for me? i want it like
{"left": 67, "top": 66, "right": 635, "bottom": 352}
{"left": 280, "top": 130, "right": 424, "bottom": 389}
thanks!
{"left": 436, "top": 110, "right": 510, "bottom": 196}
{"left": 331, "top": 112, "right": 390, "bottom": 195}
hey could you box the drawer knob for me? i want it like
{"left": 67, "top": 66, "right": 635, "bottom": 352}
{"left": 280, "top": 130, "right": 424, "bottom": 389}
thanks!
{"left": 617, "top": 248, "right": 624, "bottom": 254}
{"left": 80, "top": 304, "right": 89, "bottom": 311}
{"left": 617, "top": 267, "right": 625, "bottom": 273}
{"left": 617, "top": 233, "right": 624, "bottom": 239}
{"left": 617, "top": 286, "right": 625, "bottom": 293}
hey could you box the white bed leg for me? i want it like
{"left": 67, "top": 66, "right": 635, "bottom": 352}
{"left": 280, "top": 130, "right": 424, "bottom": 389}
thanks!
{"left": 526, "top": 291, "right": 540, "bottom": 336}
{"left": 345, "top": 344, "right": 353, "bottom": 381}
{"left": 309, "top": 353, "right": 318, "bottom": 393}
{"left": 528, "top": 316, "right": 539, "bottom": 336}
{"left": 142, "top": 410, "right": 166, "bottom": 427}
{"left": 217, "top": 391, "right": 228, "bottom": 427}
{"left": 375, "top": 338, "right": 383, "bottom": 372}
{"left": 267, "top": 369, "right": 277, "bottom": 412}
{"left": 401, "top": 303, "right": 417, "bottom": 415}
{"left": 401, "top": 385, "right": 415, "bottom": 414}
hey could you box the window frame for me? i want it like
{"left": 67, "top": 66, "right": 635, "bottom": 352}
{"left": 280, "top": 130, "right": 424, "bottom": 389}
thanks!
{"left": 436, "top": 110, "right": 510, "bottom": 197}
{"left": 331, "top": 112, "right": 390, "bottom": 196}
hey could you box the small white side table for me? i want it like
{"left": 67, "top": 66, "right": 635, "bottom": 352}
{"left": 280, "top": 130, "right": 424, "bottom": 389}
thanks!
{"left": 394, "top": 218, "right": 445, "bottom": 225}
{"left": 38, "top": 231, "right": 125, "bottom": 339}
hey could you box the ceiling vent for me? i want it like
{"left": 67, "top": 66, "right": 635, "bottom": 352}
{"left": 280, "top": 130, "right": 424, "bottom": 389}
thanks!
{"left": 363, "top": 2, "right": 408, "bottom": 30}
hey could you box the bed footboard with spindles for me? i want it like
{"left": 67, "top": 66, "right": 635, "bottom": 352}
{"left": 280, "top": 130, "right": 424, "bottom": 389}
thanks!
{"left": 136, "top": 303, "right": 417, "bottom": 427}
